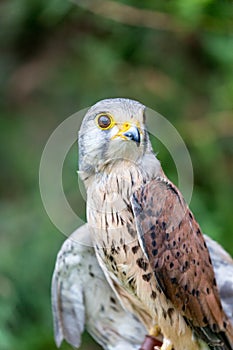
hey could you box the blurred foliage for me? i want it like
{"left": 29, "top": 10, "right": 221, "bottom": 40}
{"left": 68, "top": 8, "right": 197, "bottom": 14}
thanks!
{"left": 0, "top": 0, "right": 232, "bottom": 349}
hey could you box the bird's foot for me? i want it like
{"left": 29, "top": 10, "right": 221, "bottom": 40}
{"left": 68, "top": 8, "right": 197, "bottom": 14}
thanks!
{"left": 160, "top": 338, "right": 173, "bottom": 350}
{"left": 149, "top": 325, "right": 161, "bottom": 337}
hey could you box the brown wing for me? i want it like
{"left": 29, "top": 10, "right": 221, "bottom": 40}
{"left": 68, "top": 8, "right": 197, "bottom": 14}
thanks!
{"left": 131, "top": 176, "right": 233, "bottom": 349}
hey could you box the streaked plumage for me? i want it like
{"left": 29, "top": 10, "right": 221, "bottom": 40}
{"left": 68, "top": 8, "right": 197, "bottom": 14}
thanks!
{"left": 78, "top": 98, "right": 233, "bottom": 350}
{"left": 51, "top": 224, "right": 147, "bottom": 350}
{"left": 51, "top": 224, "right": 233, "bottom": 349}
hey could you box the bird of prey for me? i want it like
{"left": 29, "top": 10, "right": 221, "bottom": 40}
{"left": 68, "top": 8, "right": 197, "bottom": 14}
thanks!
{"left": 78, "top": 98, "right": 233, "bottom": 350}
{"left": 51, "top": 224, "right": 233, "bottom": 350}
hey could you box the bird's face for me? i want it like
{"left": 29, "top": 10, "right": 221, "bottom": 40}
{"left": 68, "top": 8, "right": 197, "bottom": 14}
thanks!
{"left": 79, "top": 98, "right": 150, "bottom": 175}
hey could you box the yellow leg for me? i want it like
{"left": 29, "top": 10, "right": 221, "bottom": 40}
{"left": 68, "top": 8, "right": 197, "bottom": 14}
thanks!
{"left": 149, "top": 324, "right": 161, "bottom": 337}
{"left": 161, "top": 338, "right": 173, "bottom": 350}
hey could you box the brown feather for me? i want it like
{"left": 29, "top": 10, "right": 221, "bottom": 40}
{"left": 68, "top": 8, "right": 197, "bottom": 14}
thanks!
{"left": 132, "top": 176, "right": 233, "bottom": 348}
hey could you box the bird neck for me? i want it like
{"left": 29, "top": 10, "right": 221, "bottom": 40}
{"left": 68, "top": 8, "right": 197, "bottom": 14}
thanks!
{"left": 80, "top": 152, "right": 163, "bottom": 192}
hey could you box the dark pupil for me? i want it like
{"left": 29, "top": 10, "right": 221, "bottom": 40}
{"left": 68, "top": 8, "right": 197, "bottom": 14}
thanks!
{"left": 98, "top": 115, "right": 111, "bottom": 128}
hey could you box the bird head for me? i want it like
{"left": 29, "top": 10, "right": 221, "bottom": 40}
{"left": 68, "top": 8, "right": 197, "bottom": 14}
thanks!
{"left": 78, "top": 98, "right": 152, "bottom": 176}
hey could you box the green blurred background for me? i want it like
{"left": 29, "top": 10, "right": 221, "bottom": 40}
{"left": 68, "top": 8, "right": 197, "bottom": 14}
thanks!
{"left": 0, "top": 1, "right": 232, "bottom": 349}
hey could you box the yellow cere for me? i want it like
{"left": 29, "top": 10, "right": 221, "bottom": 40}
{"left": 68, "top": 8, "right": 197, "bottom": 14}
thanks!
{"left": 119, "top": 122, "right": 131, "bottom": 133}
{"left": 111, "top": 121, "right": 142, "bottom": 141}
{"left": 117, "top": 121, "right": 142, "bottom": 134}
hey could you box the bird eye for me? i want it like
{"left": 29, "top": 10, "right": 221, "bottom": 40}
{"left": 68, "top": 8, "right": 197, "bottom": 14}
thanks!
{"left": 96, "top": 113, "right": 114, "bottom": 130}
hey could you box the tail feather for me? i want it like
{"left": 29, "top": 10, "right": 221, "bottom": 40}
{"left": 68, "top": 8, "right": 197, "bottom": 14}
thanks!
{"left": 184, "top": 317, "right": 233, "bottom": 350}
{"left": 200, "top": 327, "right": 233, "bottom": 350}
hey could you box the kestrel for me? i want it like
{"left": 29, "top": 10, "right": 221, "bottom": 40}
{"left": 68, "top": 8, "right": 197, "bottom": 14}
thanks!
{"left": 51, "top": 224, "right": 233, "bottom": 350}
{"left": 78, "top": 98, "right": 233, "bottom": 350}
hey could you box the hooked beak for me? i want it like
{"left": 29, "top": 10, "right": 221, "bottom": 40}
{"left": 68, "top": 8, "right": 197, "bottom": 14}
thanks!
{"left": 111, "top": 122, "right": 141, "bottom": 146}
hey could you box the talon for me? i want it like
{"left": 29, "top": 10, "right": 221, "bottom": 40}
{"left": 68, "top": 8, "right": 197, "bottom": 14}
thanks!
{"left": 161, "top": 338, "right": 173, "bottom": 350}
{"left": 149, "top": 325, "right": 161, "bottom": 337}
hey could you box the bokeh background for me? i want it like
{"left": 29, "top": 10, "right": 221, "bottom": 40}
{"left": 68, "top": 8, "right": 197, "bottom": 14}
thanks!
{"left": 0, "top": 1, "right": 232, "bottom": 349}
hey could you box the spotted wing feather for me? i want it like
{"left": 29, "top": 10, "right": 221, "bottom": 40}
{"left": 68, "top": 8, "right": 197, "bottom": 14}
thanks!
{"left": 131, "top": 177, "right": 233, "bottom": 349}
{"left": 51, "top": 238, "right": 85, "bottom": 348}
{"left": 51, "top": 224, "right": 147, "bottom": 350}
